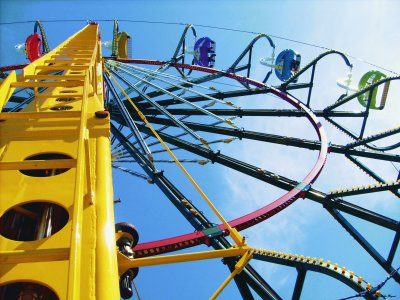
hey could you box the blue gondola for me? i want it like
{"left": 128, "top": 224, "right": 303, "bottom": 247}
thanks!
{"left": 274, "top": 49, "right": 301, "bottom": 82}
{"left": 193, "top": 37, "right": 216, "bottom": 68}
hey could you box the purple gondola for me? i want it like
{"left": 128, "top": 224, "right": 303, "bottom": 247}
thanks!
{"left": 193, "top": 37, "right": 216, "bottom": 68}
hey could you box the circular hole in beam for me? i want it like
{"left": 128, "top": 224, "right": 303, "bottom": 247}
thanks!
{"left": 19, "top": 153, "right": 72, "bottom": 177}
{"left": 56, "top": 97, "right": 75, "bottom": 102}
{"left": 0, "top": 201, "right": 69, "bottom": 241}
{"left": 50, "top": 106, "right": 73, "bottom": 111}
{"left": 0, "top": 282, "right": 59, "bottom": 299}
{"left": 59, "top": 90, "right": 77, "bottom": 94}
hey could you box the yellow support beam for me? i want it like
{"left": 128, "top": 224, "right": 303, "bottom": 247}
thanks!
{"left": 0, "top": 70, "right": 16, "bottom": 111}
{"left": 35, "top": 65, "right": 89, "bottom": 71}
{"left": 0, "top": 159, "right": 77, "bottom": 170}
{"left": 0, "top": 23, "right": 118, "bottom": 300}
{"left": 2, "top": 21, "right": 257, "bottom": 300}
{"left": 24, "top": 74, "right": 86, "bottom": 80}
{"left": 11, "top": 81, "right": 83, "bottom": 88}
{"left": 0, "top": 111, "right": 81, "bottom": 120}
{"left": 43, "top": 59, "right": 92, "bottom": 64}
{"left": 117, "top": 245, "right": 254, "bottom": 299}
{"left": 0, "top": 248, "right": 70, "bottom": 264}
{"left": 211, "top": 250, "right": 253, "bottom": 299}
{"left": 117, "top": 246, "right": 250, "bottom": 274}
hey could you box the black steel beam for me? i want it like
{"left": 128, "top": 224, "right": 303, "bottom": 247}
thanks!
{"left": 131, "top": 121, "right": 400, "bottom": 232}
{"left": 252, "top": 254, "right": 366, "bottom": 295}
{"left": 130, "top": 87, "right": 272, "bottom": 108}
{"left": 126, "top": 115, "right": 400, "bottom": 163}
{"left": 281, "top": 50, "right": 352, "bottom": 88}
{"left": 225, "top": 258, "right": 255, "bottom": 300}
{"left": 110, "top": 122, "right": 207, "bottom": 230}
{"left": 346, "top": 155, "right": 400, "bottom": 198}
{"left": 241, "top": 264, "right": 282, "bottom": 300}
{"left": 112, "top": 114, "right": 400, "bottom": 287}
{"left": 111, "top": 123, "right": 284, "bottom": 299}
{"left": 134, "top": 122, "right": 299, "bottom": 190}
{"left": 8, "top": 95, "right": 29, "bottom": 104}
{"left": 322, "top": 198, "right": 399, "bottom": 231}
{"left": 292, "top": 269, "right": 306, "bottom": 300}
{"left": 324, "top": 76, "right": 400, "bottom": 112}
{"left": 129, "top": 107, "right": 365, "bottom": 118}
{"left": 123, "top": 83, "right": 311, "bottom": 108}
{"left": 326, "top": 208, "right": 400, "bottom": 284}
{"left": 387, "top": 231, "right": 400, "bottom": 266}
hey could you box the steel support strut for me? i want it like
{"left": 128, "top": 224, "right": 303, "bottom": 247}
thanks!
{"left": 120, "top": 121, "right": 399, "bottom": 282}
{"left": 110, "top": 123, "right": 282, "bottom": 299}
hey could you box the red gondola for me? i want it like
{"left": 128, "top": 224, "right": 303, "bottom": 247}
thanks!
{"left": 25, "top": 33, "right": 43, "bottom": 62}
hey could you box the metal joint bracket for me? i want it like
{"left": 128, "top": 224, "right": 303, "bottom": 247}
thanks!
{"left": 202, "top": 226, "right": 224, "bottom": 239}
{"left": 211, "top": 150, "right": 221, "bottom": 163}
{"left": 295, "top": 182, "right": 311, "bottom": 199}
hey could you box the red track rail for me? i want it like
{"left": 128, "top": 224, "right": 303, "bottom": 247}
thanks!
{"left": 113, "top": 59, "right": 327, "bottom": 257}
{"left": 0, "top": 64, "right": 28, "bottom": 72}
{"left": 2, "top": 58, "right": 328, "bottom": 256}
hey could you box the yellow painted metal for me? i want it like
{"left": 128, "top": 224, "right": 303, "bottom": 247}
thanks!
{"left": 117, "top": 245, "right": 254, "bottom": 299}
{"left": 95, "top": 135, "right": 120, "bottom": 299}
{"left": 11, "top": 81, "right": 83, "bottom": 88}
{"left": 0, "top": 159, "right": 77, "bottom": 170}
{"left": 24, "top": 74, "right": 86, "bottom": 80}
{"left": 0, "top": 23, "right": 118, "bottom": 299}
{"left": 43, "top": 59, "right": 91, "bottom": 63}
{"left": 35, "top": 65, "right": 89, "bottom": 71}
{"left": 210, "top": 250, "right": 253, "bottom": 300}
{"left": 0, "top": 111, "right": 82, "bottom": 120}
{"left": 116, "top": 32, "right": 130, "bottom": 59}
{"left": 52, "top": 54, "right": 94, "bottom": 58}
{"left": 0, "top": 70, "right": 16, "bottom": 110}
{"left": 0, "top": 22, "right": 258, "bottom": 300}
{"left": 0, "top": 248, "right": 70, "bottom": 264}
{"left": 117, "top": 246, "right": 250, "bottom": 275}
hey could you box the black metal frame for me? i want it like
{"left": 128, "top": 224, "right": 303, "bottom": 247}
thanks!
{"left": 103, "top": 49, "right": 400, "bottom": 297}
{"left": 2, "top": 24, "right": 399, "bottom": 298}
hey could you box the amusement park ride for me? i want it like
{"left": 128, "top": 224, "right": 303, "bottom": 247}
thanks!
{"left": 0, "top": 20, "right": 399, "bottom": 299}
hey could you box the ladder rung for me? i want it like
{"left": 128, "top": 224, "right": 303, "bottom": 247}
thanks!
{"left": 0, "top": 248, "right": 70, "bottom": 264}
{"left": 4, "top": 129, "right": 78, "bottom": 138}
{"left": 0, "top": 111, "right": 81, "bottom": 120}
{"left": 58, "top": 49, "right": 93, "bottom": 53}
{"left": 24, "top": 75, "right": 86, "bottom": 81}
{"left": 34, "top": 93, "right": 83, "bottom": 98}
{"left": 0, "top": 159, "right": 77, "bottom": 170}
{"left": 44, "top": 59, "right": 91, "bottom": 64}
{"left": 61, "top": 46, "right": 94, "bottom": 50}
{"left": 36, "top": 66, "right": 88, "bottom": 71}
{"left": 65, "top": 42, "right": 96, "bottom": 46}
{"left": 52, "top": 54, "right": 93, "bottom": 58}
{"left": 11, "top": 81, "right": 83, "bottom": 88}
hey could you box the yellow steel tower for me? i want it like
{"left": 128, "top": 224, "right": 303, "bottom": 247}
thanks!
{"left": 0, "top": 22, "right": 381, "bottom": 300}
{"left": 0, "top": 23, "right": 120, "bottom": 299}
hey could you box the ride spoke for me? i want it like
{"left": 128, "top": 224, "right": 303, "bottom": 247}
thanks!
{"left": 107, "top": 66, "right": 212, "bottom": 148}
{"left": 104, "top": 72, "right": 154, "bottom": 161}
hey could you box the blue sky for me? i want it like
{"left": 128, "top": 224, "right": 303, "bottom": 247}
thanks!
{"left": 1, "top": 0, "right": 399, "bottom": 299}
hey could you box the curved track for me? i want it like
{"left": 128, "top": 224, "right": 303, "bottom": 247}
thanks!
{"left": 1, "top": 20, "right": 398, "bottom": 299}
{"left": 108, "top": 59, "right": 328, "bottom": 257}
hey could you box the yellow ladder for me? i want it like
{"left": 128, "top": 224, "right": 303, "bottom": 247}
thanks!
{"left": 0, "top": 24, "right": 119, "bottom": 299}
